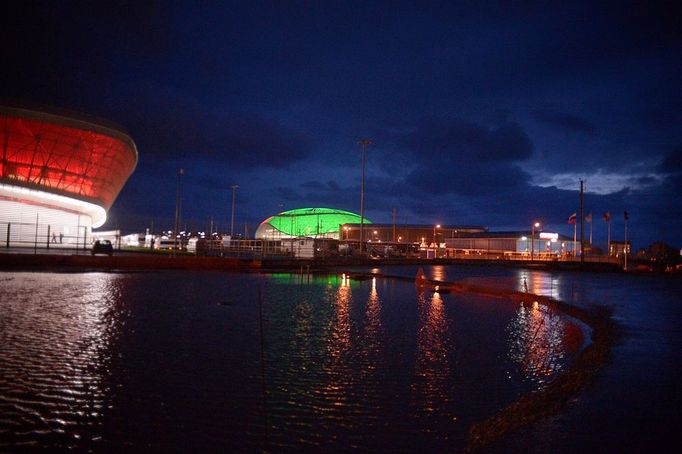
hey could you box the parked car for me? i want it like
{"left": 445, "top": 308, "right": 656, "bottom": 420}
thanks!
{"left": 92, "top": 240, "right": 114, "bottom": 256}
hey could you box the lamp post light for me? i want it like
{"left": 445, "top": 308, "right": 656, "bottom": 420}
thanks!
{"left": 359, "top": 139, "right": 372, "bottom": 254}
{"left": 433, "top": 224, "right": 440, "bottom": 258}
{"left": 174, "top": 168, "right": 184, "bottom": 252}
{"left": 530, "top": 221, "right": 540, "bottom": 260}
{"left": 230, "top": 184, "right": 238, "bottom": 236}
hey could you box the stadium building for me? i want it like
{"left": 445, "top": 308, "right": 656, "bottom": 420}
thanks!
{"left": 255, "top": 207, "right": 371, "bottom": 240}
{"left": 0, "top": 106, "right": 137, "bottom": 248}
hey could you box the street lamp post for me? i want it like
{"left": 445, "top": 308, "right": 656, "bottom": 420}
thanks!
{"left": 624, "top": 210, "right": 629, "bottom": 271}
{"left": 230, "top": 184, "right": 238, "bottom": 236}
{"left": 359, "top": 139, "right": 372, "bottom": 254}
{"left": 433, "top": 224, "right": 440, "bottom": 258}
{"left": 174, "top": 168, "right": 184, "bottom": 252}
{"left": 530, "top": 221, "right": 540, "bottom": 260}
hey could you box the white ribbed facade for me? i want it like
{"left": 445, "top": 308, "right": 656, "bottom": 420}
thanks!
{"left": 0, "top": 185, "right": 97, "bottom": 249}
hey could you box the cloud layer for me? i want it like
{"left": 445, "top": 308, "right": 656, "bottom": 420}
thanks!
{"left": 2, "top": 1, "right": 681, "bottom": 247}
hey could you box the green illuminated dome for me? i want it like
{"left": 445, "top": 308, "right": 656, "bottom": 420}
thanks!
{"left": 255, "top": 207, "right": 371, "bottom": 239}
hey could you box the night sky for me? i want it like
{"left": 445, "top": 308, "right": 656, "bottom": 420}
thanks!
{"left": 3, "top": 1, "right": 681, "bottom": 249}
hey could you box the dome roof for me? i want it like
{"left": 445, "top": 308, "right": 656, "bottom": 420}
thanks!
{"left": 0, "top": 106, "right": 137, "bottom": 212}
{"left": 256, "top": 207, "right": 371, "bottom": 239}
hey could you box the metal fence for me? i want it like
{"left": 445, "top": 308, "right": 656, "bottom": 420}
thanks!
{"left": 1, "top": 221, "right": 90, "bottom": 252}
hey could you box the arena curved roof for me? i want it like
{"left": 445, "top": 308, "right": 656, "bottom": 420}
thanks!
{"left": 256, "top": 207, "right": 372, "bottom": 239}
{"left": 0, "top": 106, "right": 138, "bottom": 226}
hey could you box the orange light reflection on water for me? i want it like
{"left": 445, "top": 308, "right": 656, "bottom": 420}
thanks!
{"left": 413, "top": 289, "right": 450, "bottom": 412}
{"left": 430, "top": 265, "right": 447, "bottom": 282}
{"left": 507, "top": 301, "right": 567, "bottom": 386}
{"left": 517, "top": 270, "right": 562, "bottom": 300}
{"left": 361, "top": 277, "right": 383, "bottom": 376}
{"left": 329, "top": 275, "right": 352, "bottom": 359}
{"left": 321, "top": 275, "right": 354, "bottom": 409}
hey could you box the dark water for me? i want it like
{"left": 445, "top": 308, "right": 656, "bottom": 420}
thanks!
{"left": 0, "top": 269, "right": 586, "bottom": 451}
{"left": 370, "top": 265, "right": 682, "bottom": 452}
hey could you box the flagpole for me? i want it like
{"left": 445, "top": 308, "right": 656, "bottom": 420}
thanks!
{"left": 603, "top": 211, "right": 612, "bottom": 256}
{"left": 573, "top": 222, "right": 576, "bottom": 256}
{"left": 579, "top": 179, "right": 584, "bottom": 263}
{"left": 624, "top": 211, "right": 629, "bottom": 271}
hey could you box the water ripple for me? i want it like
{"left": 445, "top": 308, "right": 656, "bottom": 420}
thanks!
{"left": 1, "top": 271, "right": 584, "bottom": 451}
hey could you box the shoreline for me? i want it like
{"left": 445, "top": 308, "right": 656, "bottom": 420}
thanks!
{"left": 0, "top": 251, "right": 627, "bottom": 273}
{"left": 353, "top": 270, "right": 616, "bottom": 453}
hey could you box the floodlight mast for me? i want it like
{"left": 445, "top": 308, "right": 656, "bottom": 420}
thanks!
{"left": 359, "top": 139, "right": 372, "bottom": 254}
{"left": 174, "top": 168, "right": 184, "bottom": 253}
{"left": 230, "top": 184, "right": 239, "bottom": 236}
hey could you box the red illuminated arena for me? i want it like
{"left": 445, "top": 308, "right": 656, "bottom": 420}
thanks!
{"left": 0, "top": 106, "right": 137, "bottom": 248}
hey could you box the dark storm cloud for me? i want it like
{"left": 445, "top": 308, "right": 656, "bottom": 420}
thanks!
{"left": 657, "top": 144, "right": 682, "bottom": 194}
{"left": 272, "top": 186, "right": 301, "bottom": 202}
{"left": 531, "top": 110, "right": 596, "bottom": 135}
{"left": 405, "top": 163, "right": 529, "bottom": 197}
{"left": 0, "top": 2, "right": 172, "bottom": 103}
{"left": 300, "top": 181, "right": 342, "bottom": 192}
{"left": 272, "top": 181, "right": 355, "bottom": 210}
{"left": 399, "top": 118, "right": 533, "bottom": 164}
{"left": 393, "top": 117, "right": 533, "bottom": 196}
{"left": 114, "top": 84, "right": 312, "bottom": 169}
{"left": 636, "top": 69, "right": 682, "bottom": 129}
{"left": 659, "top": 144, "right": 682, "bottom": 173}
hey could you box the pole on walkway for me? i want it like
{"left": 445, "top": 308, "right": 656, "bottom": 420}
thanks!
{"left": 624, "top": 210, "right": 629, "bottom": 271}
{"left": 359, "top": 139, "right": 371, "bottom": 254}
{"left": 579, "top": 179, "right": 585, "bottom": 264}
{"left": 34, "top": 213, "right": 39, "bottom": 254}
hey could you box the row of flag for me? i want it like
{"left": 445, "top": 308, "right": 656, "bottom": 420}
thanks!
{"left": 567, "top": 211, "right": 629, "bottom": 224}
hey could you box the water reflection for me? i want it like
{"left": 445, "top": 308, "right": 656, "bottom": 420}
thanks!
{"left": 507, "top": 301, "right": 569, "bottom": 387}
{"left": 361, "top": 278, "right": 383, "bottom": 375}
{"left": 0, "top": 273, "right": 123, "bottom": 449}
{"left": 430, "top": 265, "right": 447, "bottom": 282}
{"left": 413, "top": 289, "right": 450, "bottom": 412}
{"left": 517, "top": 270, "right": 562, "bottom": 300}
{"left": 330, "top": 274, "right": 352, "bottom": 358}
{"left": 1, "top": 270, "right": 593, "bottom": 451}
{"left": 321, "top": 273, "right": 353, "bottom": 407}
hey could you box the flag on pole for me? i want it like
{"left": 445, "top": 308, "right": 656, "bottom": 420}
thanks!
{"left": 603, "top": 211, "right": 611, "bottom": 222}
{"left": 568, "top": 213, "right": 577, "bottom": 224}
{"left": 624, "top": 211, "right": 629, "bottom": 221}
{"left": 585, "top": 212, "right": 592, "bottom": 223}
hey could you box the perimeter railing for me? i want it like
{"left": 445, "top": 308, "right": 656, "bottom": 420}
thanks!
{"left": 0, "top": 221, "right": 91, "bottom": 252}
